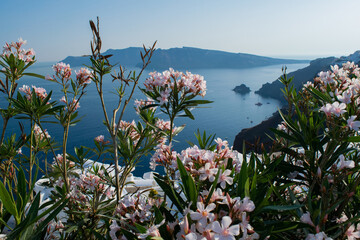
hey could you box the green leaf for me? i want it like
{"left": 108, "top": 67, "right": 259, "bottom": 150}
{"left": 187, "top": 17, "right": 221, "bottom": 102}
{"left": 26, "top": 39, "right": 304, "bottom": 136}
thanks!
{"left": 263, "top": 205, "right": 302, "bottom": 211}
{"left": 347, "top": 136, "right": 360, "bottom": 142}
{"left": 22, "top": 72, "right": 45, "bottom": 79}
{"left": 134, "top": 223, "right": 147, "bottom": 233}
{"left": 184, "top": 108, "right": 194, "bottom": 120}
{"left": 154, "top": 175, "right": 185, "bottom": 212}
{"left": 28, "top": 198, "right": 69, "bottom": 240}
{"left": 177, "top": 157, "right": 197, "bottom": 208}
{"left": 0, "top": 181, "right": 18, "bottom": 219}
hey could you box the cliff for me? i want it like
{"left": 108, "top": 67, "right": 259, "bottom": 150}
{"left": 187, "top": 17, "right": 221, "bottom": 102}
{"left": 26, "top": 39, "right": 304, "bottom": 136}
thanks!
{"left": 255, "top": 50, "right": 360, "bottom": 102}
{"left": 234, "top": 50, "right": 360, "bottom": 152}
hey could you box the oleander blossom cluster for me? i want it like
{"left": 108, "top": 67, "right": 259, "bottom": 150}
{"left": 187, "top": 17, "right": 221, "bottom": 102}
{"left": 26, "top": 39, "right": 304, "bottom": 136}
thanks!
{"left": 55, "top": 171, "right": 113, "bottom": 212}
{"left": 134, "top": 98, "right": 156, "bottom": 113}
{"left": 60, "top": 96, "right": 80, "bottom": 111}
{"left": 51, "top": 62, "right": 72, "bottom": 80}
{"left": 176, "top": 196, "right": 257, "bottom": 240}
{"left": 313, "top": 62, "right": 360, "bottom": 130}
{"left": 149, "top": 138, "right": 258, "bottom": 239}
{"left": 117, "top": 120, "right": 141, "bottom": 144}
{"left": 150, "top": 138, "right": 241, "bottom": 174}
{"left": 144, "top": 68, "right": 207, "bottom": 105}
{"left": 117, "top": 119, "right": 175, "bottom": 146}
{"left": 33, "top": 124, "right": 50, "bottom": 140}
{"left": 48, "top": 62, "right": 92, "bottom": 86}
{"left": 19, "top": 85, "right": 48, "bottom": 101}
{"left": 53, "top": 153, "right": 75, "bottom": 168}
{"left": 109, "top": 193, "right": 163, "bottom": 239}
{"left": 45, "top": 220, "right": 64, "bottom": 240}
{"left": 2, "top": 38, "right": 35, "bottom": 63}
{"left": 75, "top": 67, "right": 92, "bottom": 85}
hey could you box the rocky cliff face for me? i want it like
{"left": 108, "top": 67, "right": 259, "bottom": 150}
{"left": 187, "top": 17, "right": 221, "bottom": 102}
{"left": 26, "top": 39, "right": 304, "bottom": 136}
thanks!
{"left": 255, "top": 51, "right": 360, "bottom": 102}
{"left": 234, "top": 51, "right": 360, "bottom": 152}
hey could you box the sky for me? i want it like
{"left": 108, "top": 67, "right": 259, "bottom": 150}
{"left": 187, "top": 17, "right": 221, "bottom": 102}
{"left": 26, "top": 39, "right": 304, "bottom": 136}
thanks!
{"left": 1, "top": 0, "right": 360, "bottom": 62}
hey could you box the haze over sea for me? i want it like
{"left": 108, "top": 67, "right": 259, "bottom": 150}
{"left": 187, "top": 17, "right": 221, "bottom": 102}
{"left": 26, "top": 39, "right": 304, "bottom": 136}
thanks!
{"left": 3, "top": 61, "right": 309, "bottom": 175}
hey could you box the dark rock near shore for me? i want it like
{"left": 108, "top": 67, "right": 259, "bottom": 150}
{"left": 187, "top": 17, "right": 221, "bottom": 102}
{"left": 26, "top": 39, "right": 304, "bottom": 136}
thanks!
{"left": 233, "top": 109, "right": 285, "bottom": 153}
{"left": 233, "top": 84, "right": 250, "bottom": 94}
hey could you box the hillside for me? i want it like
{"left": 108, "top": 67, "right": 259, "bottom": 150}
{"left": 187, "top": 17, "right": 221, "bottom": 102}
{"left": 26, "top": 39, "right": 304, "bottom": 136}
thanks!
{"left": 234, "top": 50, "right": 360, "bottom": 152}
{"left": 61, "top": 47, "right": 308, "bottom": 69}
{"left": 255, "top": 51, "right": 360, "bottom": 102}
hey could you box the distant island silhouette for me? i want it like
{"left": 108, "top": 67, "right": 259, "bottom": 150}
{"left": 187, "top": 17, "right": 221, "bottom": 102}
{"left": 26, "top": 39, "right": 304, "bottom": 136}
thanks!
{"left": 62, "top": 46, "right": 308, "bottom": 69}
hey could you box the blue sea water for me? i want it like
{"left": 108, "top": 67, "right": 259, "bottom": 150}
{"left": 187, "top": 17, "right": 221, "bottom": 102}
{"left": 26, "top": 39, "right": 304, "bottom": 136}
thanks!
{"left": 1, "top": 62, "right": 309, "bottom": 176}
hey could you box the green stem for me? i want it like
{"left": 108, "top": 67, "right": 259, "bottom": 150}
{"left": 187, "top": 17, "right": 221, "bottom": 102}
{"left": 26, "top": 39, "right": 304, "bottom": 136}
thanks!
{"left": 29, "top": 119, "right": 34, "bottom": 199}
{"left": 112, "top": 135, "right": 121, "bottom": 202}
{"left": 0, "top": 117, "right": 9, "bottom": 146}
{"left": 62, "top": 121, "right": 70, "bottom": 193}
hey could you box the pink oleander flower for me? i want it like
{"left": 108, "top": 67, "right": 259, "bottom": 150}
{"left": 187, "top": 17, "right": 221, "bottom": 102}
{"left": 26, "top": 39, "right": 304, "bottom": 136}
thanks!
{"left": 318, "top": 71, "right": 334, "bottom": 85}
{"left": 75, "top": 67, "right": 92, "bottom": 85}
{"left": 212, "top": 216, "right": 240, "bottom": 240}
{"left": 16, "top": 148, "right": 22, "bottom": 155}
{"left": 300, "top": 212, "right": 315, "bottom": 227}
{"left": 303, "top": 81, "right": 314, "bottom": 90}
{"left": 70, "top": 98, "right": 80, "bottom": 110}
{"left": 157, "top": 89, "right": 170, "bottom": 105}
{"left": 176, "top": 215, "right": 198, "bottom": 239}
{"left": 19, "top": 85, "right": 48, "bottom": 101}
{"left": 109, "top": 220, "right": 121, "bottom": 240}
{"left": 345, "top": 224, "right": 360, "bottom": 240}
{"left": 33, "top": 124, "right": 50, "bottom": 140}
{"left": 60, "top": 96, "right": 80, "bottom": 111}
{"left": 2, "top": 38, "right": 35, "bottom": 63}
{"left": 277, "top": 121, "right": 288, "bottom": 132}
{"left": 53, "top": 62, "right": 72, "bottom": 80}
{"left": 331, "top": 64, "right": 340, "bottom": 74}
{"left": 347, "top": 116, "right": 360, "bottom": 131}
{"left": 144, "top": 68, "right": 207, "bottom": 101}
{"left": 134, "top": 98, "right": 156, "bottom": 113}
{"left": 95, "top": 135, "right": 105, "bottom": 143}
{"left": 319, "top": 101, "right": 346, "bottom": 117}
{"left": 337, "top": 155, "right": 355, "bottom": 170}
{"left": 190, "top": 202, "right": 216, "bottom": 225}
{"left": 343, "top": 61, "right": 356, "bottom": 70}
{"left": 138, "top": 220, "right": 165, "bottom": 239}
{"left": 239, "top": 197, "right": 256, "bottom": 213}
{"left": 218, "top": 169, "right": 233, "bottom": 189}
{"left": 215, "top": 137, "right": 229, "bottom": 150}
{"left": 60, "top": 96, "right": 66, "bottom": 103}
{"left": 305, "top": 232, "right": 332, "bottom": 240}
{"left": 198, "top": 162, "right": 218, "bottom": 182}
{"left": 150, "top": 143, "right": 177, "bottom": 170}
{"left": 337, "top": 90, "right": 352, "bottom": 104}
{"left": 118, "top": 120, "right": 140, "bottom": 144}
{"left": 336, "top": 213, "right": 348, "bottom": 224}
{"left": 54, "top": 153, "right": 75, "bottom": 168}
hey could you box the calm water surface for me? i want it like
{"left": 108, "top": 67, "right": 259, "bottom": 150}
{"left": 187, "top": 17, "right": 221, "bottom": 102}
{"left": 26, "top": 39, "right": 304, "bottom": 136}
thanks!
{"left": 1, "top": 62, "right": 309, "bottom": 175}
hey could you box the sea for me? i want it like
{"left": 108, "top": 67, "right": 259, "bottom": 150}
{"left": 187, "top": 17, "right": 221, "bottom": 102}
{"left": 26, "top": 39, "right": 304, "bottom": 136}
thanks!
{"left": 0, "top": 62, "right": 309, "bottom": 176}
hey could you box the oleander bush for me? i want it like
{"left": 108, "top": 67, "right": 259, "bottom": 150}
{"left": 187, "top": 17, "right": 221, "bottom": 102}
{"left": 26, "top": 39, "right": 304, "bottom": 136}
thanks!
{"left": 2, "top": 19, "right": 360, "bottom": 240}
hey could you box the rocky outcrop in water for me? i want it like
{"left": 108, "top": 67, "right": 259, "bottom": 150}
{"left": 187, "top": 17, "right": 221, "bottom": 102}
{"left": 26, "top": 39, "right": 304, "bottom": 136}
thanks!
{"left": 233, "top": 84, "right": 250, "bottom": 94}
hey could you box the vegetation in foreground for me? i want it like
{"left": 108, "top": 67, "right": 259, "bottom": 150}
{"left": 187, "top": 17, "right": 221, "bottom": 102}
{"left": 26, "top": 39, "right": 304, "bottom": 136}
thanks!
{"left": 1, "top": 19, "right": 360, "bottom": 240}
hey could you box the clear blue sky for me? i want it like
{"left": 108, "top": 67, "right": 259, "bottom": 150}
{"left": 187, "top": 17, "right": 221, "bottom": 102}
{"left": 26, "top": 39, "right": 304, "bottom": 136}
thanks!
{"left": 1, "top": 0, "right": 360, "bottom": 62}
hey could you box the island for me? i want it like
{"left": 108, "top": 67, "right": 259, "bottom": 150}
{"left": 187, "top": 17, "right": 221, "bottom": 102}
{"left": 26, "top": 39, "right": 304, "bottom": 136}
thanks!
{"left": 61, "top": 46, "right": 308, "bottom": 69}
{"left": 233, "top": 84, "right": 251, "bottom": 94}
